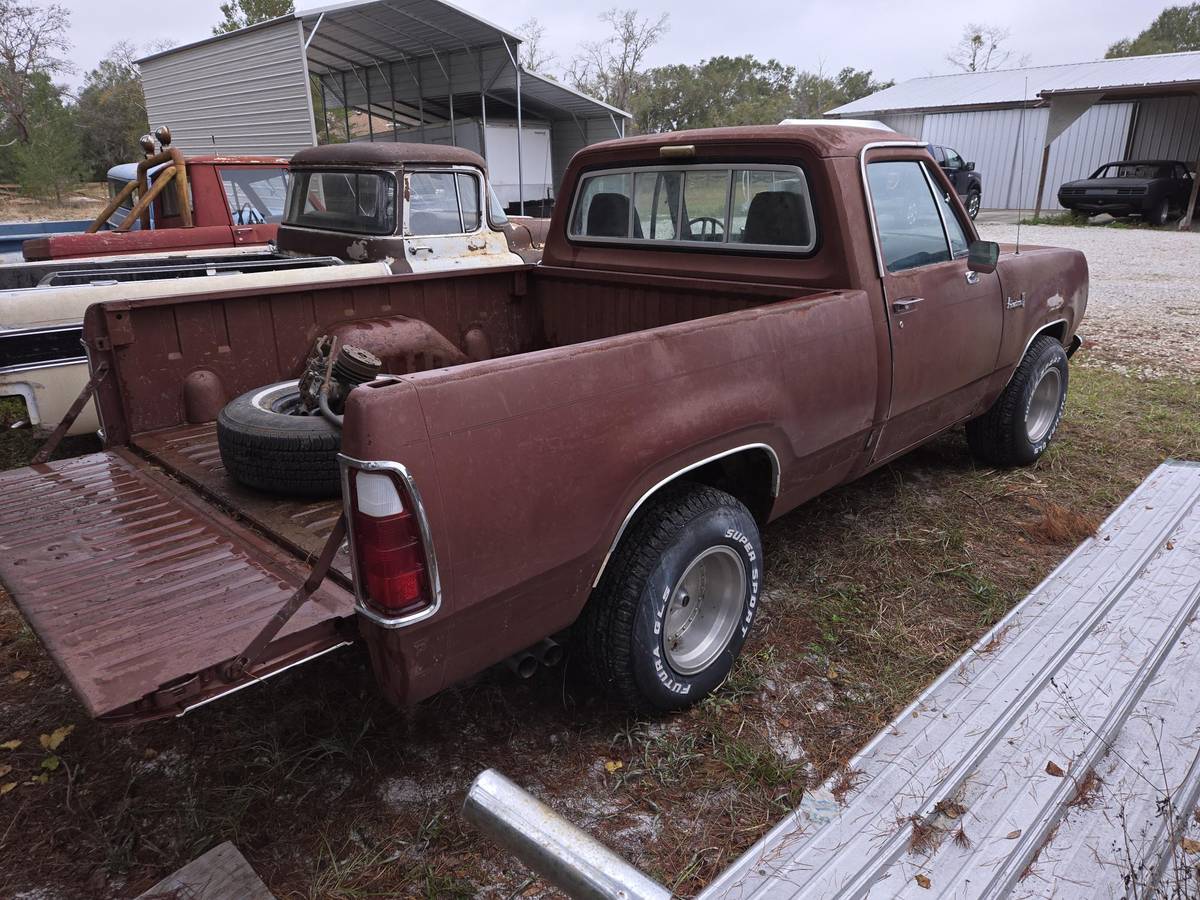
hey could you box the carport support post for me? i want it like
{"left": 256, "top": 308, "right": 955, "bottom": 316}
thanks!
{"left": 1180, "top": 145, "right": 1200, "bottom": 231}
{"left": 1033, "top": 144, "right": 1051, "bottom": 219}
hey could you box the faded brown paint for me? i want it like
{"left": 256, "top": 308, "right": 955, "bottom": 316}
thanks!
{"left": 0, "top": 124, "right": 1087, "bottom": 721}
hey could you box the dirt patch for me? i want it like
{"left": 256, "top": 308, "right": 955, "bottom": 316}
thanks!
{"left": 0, "top": 183, "right": 107, "bottom": 225}
{"left": 0, "top": 365, "right": 1196, "bottom": 898}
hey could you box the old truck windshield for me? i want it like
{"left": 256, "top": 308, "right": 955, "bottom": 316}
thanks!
{"left": 220, "top": 167, "right": 289, "bottom": 225}
{"left": 569, "top": 164, "right": 817, "bottom": 252}
{"left": 284, "top": 170, "right": 397, "bottom": 235}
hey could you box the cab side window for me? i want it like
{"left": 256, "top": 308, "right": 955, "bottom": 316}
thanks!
{"left": 867, "top": 160, "right": 952, "bottom": 272}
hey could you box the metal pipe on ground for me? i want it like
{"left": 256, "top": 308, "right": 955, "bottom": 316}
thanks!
{"left": 462, "top": 769, "right": 672, "bottom": 900}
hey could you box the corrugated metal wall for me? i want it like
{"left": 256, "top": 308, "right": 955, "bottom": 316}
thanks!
{"left": 140, "top": 20, "right": 316, "bottom": 156}
{"left": 877, "top": 113, "right": 924, "bottom": 140}
{"left": 920, "top": 103, "right": 1133, "bottom": 210}
{"left": 550, "top": 117, "right": 621, "bottom": 194}
{"left": 1128, "top": 95, "right": 1200, "bottom": 162}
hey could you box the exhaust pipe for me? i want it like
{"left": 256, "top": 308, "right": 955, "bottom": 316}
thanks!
{"left": 463, "top": 769, "right": 671, "bottom": 900}
{"left": 534, "top": 637, "right": 564, "bottom": 668}
{"left": 505, "top": 651, "right": 539, "bottom": 679}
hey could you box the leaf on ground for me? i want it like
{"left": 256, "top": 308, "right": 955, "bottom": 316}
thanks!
{"left": 10, "top": 670, "right": 30, "bottom": 682}
{"left": 1182, "top": 837, "right": 1200, "bottom": 854}
{"left": 38, "top": 725, "right": 74, "bottom": 751}
{"left": 29, "top": 773, "right": 48, "bottom": 785}
{"left": 604, "top": 760, "right": 623, "bottom": 774}
{"left": 0, "top": 740, "right": 20, "bottom": 751}
{"left": 1006, "top": 829, "right": 1022, "bottom": 839}
{"left": 0, "top": 765, "right": 10, "bottom": 778}
{"left": 915, "top": 874, "right": 931, "bottom": 889}
{"left": 40, "top": 755, "right": 60, "bottom": 772}
{"left": 1045, "top": 761, "right": 1065, "bottom": 777}
{"left": 0, "top": 782, "right": 15, "bottom": 796}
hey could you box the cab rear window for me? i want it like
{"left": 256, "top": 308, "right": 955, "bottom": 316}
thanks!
{"left": 569, "top": 164, "right": 817, "bottom": 253}
{"left": 284, "top": 170, "right": 396, "bottom": 235}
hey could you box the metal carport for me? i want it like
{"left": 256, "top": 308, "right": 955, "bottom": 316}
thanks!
{"left": 138, "top": 0, "right": 631, "bottom": 214}
{"left": 1026, "top": 58, "right": 1200, "bottom": 228}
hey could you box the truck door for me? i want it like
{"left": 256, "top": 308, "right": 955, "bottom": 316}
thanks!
{"left": 866, "top": 156, "right": 1004, "bottom": 461}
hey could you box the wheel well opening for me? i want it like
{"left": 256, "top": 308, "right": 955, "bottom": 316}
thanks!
{"left": 1038, "top": 321, "right": 1067, "bottom": 344}
{"left": 682, "top": 448, "right": 776, "bottom": 524}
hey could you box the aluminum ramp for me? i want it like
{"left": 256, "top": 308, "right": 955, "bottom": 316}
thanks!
{"left": 698, "top": 459, "right": 1200, "bottom": 899}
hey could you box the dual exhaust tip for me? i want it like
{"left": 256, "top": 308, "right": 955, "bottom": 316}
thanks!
{"left": 505, "top": 637, "right": 564, "bottom": 679}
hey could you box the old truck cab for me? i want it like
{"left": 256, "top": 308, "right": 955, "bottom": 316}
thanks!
{"left": 276, "top": 143, "right": 542, "bottom": 273}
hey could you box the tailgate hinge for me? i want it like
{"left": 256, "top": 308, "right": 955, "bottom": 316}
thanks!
{"left": 220, "top": 513, "right": 348, "bottom": 681}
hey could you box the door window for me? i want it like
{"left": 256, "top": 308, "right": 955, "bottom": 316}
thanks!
{"left": 932, "top": 180, "right": 970, "bottom": 257}
{"left": 943, "top": 148, "right": 964, "bottom": 170}
{"left": 867, "top": 160, "right": 952, "bottom": 272}
{"left": 219, "top": 167, "right": 289, "bottom": 224}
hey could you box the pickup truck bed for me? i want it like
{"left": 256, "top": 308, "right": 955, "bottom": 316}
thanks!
{"left": 0, "top": 263, "right": 832, "bottom": 719}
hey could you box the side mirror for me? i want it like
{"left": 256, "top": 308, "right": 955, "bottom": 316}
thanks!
{"left": 968, "top": 240, "right": 999, "bottom": 274}
{"left": 965, "top": 161, "right": 976, "bottom": 172}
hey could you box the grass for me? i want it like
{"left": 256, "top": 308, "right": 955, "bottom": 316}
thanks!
{"left": 0, "top": 363, "right": 1197, "bottom": 898}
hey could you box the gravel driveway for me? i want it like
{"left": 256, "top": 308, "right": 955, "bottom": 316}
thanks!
{"left": 976, "top": 222, "right": 1200, "bottom": 381}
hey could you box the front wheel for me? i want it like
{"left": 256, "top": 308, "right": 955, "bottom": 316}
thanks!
{"left": 578, "top": 483, "right": 762, "bottom": 711}
{"left": 966, "top": 335, "right": 1069, "bottom": 467}
{"left": 1148, "top": 197, "right": 1171, "bottom": 227}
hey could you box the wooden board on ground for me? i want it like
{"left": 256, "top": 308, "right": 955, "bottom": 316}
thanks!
{"left": 134, "top": 841, "right": 275, "bottom": 900}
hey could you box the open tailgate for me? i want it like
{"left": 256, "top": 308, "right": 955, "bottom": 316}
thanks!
{"left": 0, "top": 450, "right": 355, "bottom": 722}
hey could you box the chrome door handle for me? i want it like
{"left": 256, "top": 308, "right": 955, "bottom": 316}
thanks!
{"left": 891, "top": 297, "right": 923, "bottom": 313}
{"left": 965, "top": 270, "right": 980, "bottom": 285}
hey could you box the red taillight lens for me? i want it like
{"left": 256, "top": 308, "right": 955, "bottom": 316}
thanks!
{"left": 350, "top": 470, "right": 431, "bottom": 616}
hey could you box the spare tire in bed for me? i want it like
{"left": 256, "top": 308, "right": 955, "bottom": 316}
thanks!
{"left": 216, "top": 380, "right": 341, "bottom": 498}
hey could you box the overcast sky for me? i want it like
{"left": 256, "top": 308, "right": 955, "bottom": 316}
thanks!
{"left": 57, "top": 0, "right": 1172, "bottom": 93}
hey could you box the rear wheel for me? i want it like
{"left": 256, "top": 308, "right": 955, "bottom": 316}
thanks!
{"left": 966, "top": 188, "right": 981, "bottom": 220}
{"left": 966, "top": 335, "right": 1068, "bottom": 468}
{"left": 216, "top": 381, "right": 341, "bottom": 498}
{"left": 578, "top": 483, "right": 762, "bottom": 711}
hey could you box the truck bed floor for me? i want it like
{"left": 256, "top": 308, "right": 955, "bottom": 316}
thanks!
{"left": 132, "top": 423, "right": 350, "bottom": 579}
{"left": 697, "top": 460, "right": 1200, "bottom": 900}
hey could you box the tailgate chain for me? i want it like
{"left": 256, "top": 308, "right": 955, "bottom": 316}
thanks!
{"left": 31, "top": 362, "right": 109, "bottom": 465}
{"left": 220, "top": 513, "right": 348, "bottom": 682}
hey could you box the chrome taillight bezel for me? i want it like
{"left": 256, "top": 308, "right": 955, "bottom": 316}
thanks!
{"left": 339, "top": 454, "right": 442, "bottom": 628}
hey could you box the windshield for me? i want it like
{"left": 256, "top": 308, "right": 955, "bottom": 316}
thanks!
{"left": 220, "top": 167, "right": 289, "bottom": 224}
{"left": 1096, "top": 163, "right": 1170, "bottom": 179}
{"left": 284, "top": 170, "right": 397, "bottom": 235}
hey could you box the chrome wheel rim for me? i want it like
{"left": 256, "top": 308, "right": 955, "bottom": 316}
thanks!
{"left": 1026, "top": 367, "right": 1062, "bottom": 443}
{"left": 968, "top": 193, "right": 980, "bottom": 217}
{"left": 663, "top": 546, "right": 746, "bottom": 675}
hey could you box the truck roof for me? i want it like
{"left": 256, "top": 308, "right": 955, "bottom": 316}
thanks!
{"left": 289, "top": 142, "right": 487, "bottom": 170}
{"left": 577, "top": 123, "right": 905, "bottom": 163}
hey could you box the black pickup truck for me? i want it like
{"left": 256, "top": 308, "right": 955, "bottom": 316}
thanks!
{"left": 929, "top": 144, "right": 982, "bottom": 219}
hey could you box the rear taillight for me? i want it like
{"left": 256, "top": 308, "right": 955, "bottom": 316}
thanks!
{"left": 350, "top": 470, "right": 431, "bottom": 616}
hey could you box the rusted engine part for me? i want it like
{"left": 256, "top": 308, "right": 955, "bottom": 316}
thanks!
{"left": 296, "top": 316, "right": 472, "bottom": 427}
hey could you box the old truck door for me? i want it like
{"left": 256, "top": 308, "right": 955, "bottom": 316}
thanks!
{"left": 864, "top": 155, "right": 1003, "bottom": 460}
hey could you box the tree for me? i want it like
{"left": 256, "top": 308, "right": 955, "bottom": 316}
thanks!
{"left": 0, "top": 1, "right": 72, "bottom": 146}
{"left": 565, "top": 8, "right": 669, "bottom": 112}
{"left": 946, "top": 23, "right": 1023, "bottom": 73}
{"left": 517, "top": 18, "right": 555, "bottom": 73}
{"left": 214, "top": 0, "right": 294, "bottom": 35}
{"left": 75, "top": 42, "right": 150, "bottom": 179}
{"left": 631, "top": 57, "right": 892, "bottom": 134}
{"left": 1106, "top": 4, "right": 1200, "bottom": 57}
{"left": 12, "top": 73, "right": 83, "bottom": 203}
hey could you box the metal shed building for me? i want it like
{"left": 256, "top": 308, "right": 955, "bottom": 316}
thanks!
{"left": 136, "top": 0, "right": 631, "bottom": 214}
{"left": 828, "top": 51, "right": 1200, "bottom": 226}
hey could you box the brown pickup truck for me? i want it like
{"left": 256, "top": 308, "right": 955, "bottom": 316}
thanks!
{"left": 0, "top": 124, "right": 1086, "bottom": 724}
